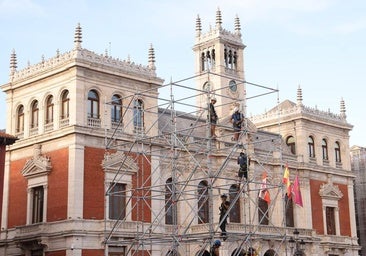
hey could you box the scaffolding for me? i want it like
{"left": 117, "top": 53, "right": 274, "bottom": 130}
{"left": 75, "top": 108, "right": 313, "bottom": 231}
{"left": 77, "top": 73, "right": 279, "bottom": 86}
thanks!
{"left": 102, "top": 70, "right": 290, "bottom": 256}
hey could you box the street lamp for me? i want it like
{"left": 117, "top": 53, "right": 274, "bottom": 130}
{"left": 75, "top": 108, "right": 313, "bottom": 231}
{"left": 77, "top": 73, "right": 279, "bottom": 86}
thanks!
{"left": 289, "top": 228, "right": 305, "bottom": 256}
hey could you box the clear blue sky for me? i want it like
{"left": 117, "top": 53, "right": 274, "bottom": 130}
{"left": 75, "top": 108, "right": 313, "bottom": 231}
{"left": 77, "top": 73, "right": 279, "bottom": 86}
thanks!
{"left": 1, "top": 0, "right": 365, "bottom": 146}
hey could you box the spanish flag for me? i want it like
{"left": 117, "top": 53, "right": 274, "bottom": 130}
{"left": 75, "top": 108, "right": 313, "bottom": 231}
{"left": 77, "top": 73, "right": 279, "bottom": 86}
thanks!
{"left": 283, "top": 164, "right": 291, "bottom": 198}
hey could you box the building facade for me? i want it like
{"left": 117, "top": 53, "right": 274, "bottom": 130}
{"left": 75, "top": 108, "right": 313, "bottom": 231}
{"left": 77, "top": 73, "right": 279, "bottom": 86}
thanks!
{"left": 350, "top": 146, "right": 366, "bottom": 255}
{"left": 0, "top": 10, "right": 360, "bottom": 256}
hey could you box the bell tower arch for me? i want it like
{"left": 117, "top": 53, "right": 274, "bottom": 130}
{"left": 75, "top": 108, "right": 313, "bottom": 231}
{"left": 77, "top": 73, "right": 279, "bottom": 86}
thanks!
{"left": 193, "top": 8, "right": 246, "bottom": 119}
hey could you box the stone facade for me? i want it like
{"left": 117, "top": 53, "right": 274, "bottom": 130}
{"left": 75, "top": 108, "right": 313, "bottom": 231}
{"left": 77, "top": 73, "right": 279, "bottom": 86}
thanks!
{"left": 350, "top": 146, "right": 366, "bottom": 256}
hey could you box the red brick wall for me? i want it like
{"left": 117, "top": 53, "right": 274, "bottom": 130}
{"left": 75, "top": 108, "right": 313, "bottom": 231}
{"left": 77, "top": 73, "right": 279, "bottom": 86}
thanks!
{"left": 310, "top": 179, "right": 351, "bottom": 236}
{"left": 310, "top": 180, "right": 324, "bottom": 234}
{"left": 83, "top": 147, "right": 105, "bottom": 219}
{"left": 8, "top": 158, "right": 28, "bottom": 227}
{"left": 45, "top": 250, "right": 66, "bottom": 256}
{"left": 7, "top": 148, "right": 69, "bottom": 227}
{"left": 0, "top": 145, "right": 5, "bottom": 228}
{"left": 338, "top": 183, "right": 351, "bottom": 236}
{"left": 82, "top": 249, "right": 104, "bottom": 256}
{"left": 83, "top": 148, "right": 152, "bottom": 222}
{"left": 47, "top": 148, "right": 68, "bottom": 221}
{"left": 132, "top": 153, "right": 151, "bottom": 222}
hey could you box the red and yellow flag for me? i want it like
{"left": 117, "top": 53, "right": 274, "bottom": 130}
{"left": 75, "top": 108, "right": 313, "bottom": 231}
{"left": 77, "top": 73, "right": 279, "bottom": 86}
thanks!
{"left": 259, "top": 172, "right": 271, "bottom": 204}
{"left": 283, "top": 164, "right": 291, "bottom": 198}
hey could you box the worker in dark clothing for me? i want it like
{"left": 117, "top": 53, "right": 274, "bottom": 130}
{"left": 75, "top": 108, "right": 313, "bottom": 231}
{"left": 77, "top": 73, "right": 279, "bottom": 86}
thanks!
{"left": 209, "top": 97, "right": 218, "bottom": 138}
{"left": 202, "top": 240, "right": 221, "bottom": 256}
{"left": 231, "top": 107, "right": 244, "bottom": 141}
{"left": 219, "top": 194, "right": 230, "bottom": 240}
{"left": 237, "top": 152, "right": 248, "bottom": 180}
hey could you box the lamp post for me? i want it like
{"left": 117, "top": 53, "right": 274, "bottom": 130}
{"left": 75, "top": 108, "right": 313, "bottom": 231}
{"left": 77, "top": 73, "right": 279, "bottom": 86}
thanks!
{"left": 289, "top": 228, "right": 305, "bottom": 256}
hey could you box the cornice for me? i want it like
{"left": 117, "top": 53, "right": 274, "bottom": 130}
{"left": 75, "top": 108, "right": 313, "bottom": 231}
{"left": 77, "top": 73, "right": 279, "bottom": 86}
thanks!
{"left": 7, "top": 48, "right": 163, "bottom": 87}
{"left": 250, "top": 104, "right": 353, "bottom": 130}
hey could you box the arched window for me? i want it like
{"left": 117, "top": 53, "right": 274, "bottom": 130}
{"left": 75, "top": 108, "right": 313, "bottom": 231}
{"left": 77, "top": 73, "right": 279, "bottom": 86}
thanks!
{"left": 166, "top": 249, "right": 179, "bottom": 256}
{"left": 87, "top": 90, "right": 99, "bottom": 119}
{"left": 61, "top": 90, "right": 69, "bottom": 119}
{"left": 17, "top": 105, "right": 24, "bottom": 133}
{"left": 45, "top": 95, "right": 54, "bottom": 124}
{"left": 133, "top": 99, "right": 144, "bottom": 130}
{"left": 258, "top": 197, "right": 269, "bottom": 225}
{"left": 322, "top": 139, "right": 328, "bottom": 160}
{"left": 203, "top": 81, "right": 211, "bottom": 92}
{"left": 31, "top": 100, "right": 39, "bottom": 128}
{"left": 165, "top": 178, "right": 177, "bottom": 225}
{"left": 285, "top": 194, "right": 294, "bottom": 227}
{"left": 197, "top": 180, "right": 209, "bottom": 224}
{"left": 308, "top": 136, "right": 315, "bottom": 158}
{"left": 229, "top": 184, "right": 240, "bottom": 223}
{"left": 233, "top": 51, "right": 238, "bottom": 69}
{"left": 286, "top": 136, "right": 296, "bottom": 154}
{"left": 335, "top": 141, "right": 341, "bottom": 163}
{"left": 111, "top": 94, "right": 122, "bottom": 123}
{"left": 263, "top": 249, "right": 277, "bottom": 256}
{"left": 224, "top": 48, "right": 228, "bottom": 67}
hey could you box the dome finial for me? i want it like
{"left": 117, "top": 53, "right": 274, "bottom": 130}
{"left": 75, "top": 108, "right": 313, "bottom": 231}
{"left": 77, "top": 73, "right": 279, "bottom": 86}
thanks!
{"left": 235, "top": 14, "right": 241, "bottom": 36}
{"left": 74, "top": 23, "right": 82, "bottom": 50}
{"left": 148, "top": 43, "right": 156, "bottom": 70}
{"left": 215, "top": 7, "right": 222, "bottom": 30}
{"left": 10, "top": 49, "right": 17, "bottom": 76}
{"left": 340, "top": 97, "right": 346, "bottom": 118}
{"left": 297, "top": 84, "right": 303, "bottom": 106}
{"left": 196, "top": 14, "right": 202, "bottom": 37}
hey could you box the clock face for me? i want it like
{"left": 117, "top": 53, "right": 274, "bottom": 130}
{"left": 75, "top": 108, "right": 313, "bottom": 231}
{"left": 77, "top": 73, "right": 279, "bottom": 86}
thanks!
{"left": 229, "top": 80, "right": 237, "bottom": 92}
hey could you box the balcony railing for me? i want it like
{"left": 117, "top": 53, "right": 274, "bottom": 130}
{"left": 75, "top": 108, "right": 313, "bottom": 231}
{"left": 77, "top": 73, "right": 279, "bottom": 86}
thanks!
{"left": 87, "top": 117, "right": 101, "bottom": 128}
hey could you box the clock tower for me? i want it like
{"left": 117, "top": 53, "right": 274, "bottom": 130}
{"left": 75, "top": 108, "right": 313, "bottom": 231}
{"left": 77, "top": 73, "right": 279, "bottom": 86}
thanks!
{"left": 193, "top": 9, "right": 246, "bottom": 119}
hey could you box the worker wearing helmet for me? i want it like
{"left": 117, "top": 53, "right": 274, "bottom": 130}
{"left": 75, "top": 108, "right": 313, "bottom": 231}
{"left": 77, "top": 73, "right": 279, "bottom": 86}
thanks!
{"left": 211, "top": 240, "right": 221, "bottom": 256}
{"left": 201, "top": 240, "right": 221, "bottom": 256}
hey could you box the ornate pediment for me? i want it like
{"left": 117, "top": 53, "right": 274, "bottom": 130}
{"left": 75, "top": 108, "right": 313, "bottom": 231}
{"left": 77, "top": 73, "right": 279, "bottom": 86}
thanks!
{"left": 102, "top": 151, "right": 138, "bottom": 174}
{"left": 319, "top": 183, "right": 343, "bottom": 200}
{"left": 21, "top": 144, "right": 52, "bottom": 178}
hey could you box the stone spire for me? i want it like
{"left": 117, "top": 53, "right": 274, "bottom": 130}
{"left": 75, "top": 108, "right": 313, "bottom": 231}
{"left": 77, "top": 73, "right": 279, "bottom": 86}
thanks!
{"left": 340, "top": 98, "right": 346, "bottom": 118}
{"left": 195, "top": 14, "right": 202, "bottom": 37}
{"left": 297, "top": 85, "right": 303, "bottom": 106}
{"left": 148, "top": 44, "right": 156, "bottom": 70}
{"left": 234, "top": 14, "right": 241, "bottom": 36}
{"left": 10, "top": 49, "right": 17, "bottom": 76}
{"left": 74, "top": 23, "right": 82, "bottom": 50}
{"left": 215, "top": 7, "right": 222, "bottom": 30}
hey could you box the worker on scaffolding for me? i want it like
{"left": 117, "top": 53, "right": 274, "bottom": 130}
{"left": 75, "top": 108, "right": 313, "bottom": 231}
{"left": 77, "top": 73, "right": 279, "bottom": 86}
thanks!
{"left": 209, "top": 97, "right": 218, "bottom": 138}
{"left": 219, "top": 194, "right": 230, "bottom": 240}
{"left": 231, "top": 106, "right": 244, "bottom": 141}
{"left": 202, "top": 240, "right": 221, "bottom": 256}
{"left": 237, "top": 151, "right": 249, "bottom": 181}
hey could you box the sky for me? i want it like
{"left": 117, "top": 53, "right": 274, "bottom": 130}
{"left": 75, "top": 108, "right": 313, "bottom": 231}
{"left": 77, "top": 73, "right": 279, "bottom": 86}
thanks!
{"left": 0, "top": 0, "right": 365, "bottom": 146}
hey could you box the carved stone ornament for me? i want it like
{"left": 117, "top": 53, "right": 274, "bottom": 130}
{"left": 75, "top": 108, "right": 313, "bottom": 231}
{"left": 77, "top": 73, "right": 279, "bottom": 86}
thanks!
{"left": 102, "top": 151, "right": 138, "bottom": 175}
{"left": 21, "top": 144, "right": 52, "bottom": 178}
{"left": 319, "top": 182, "right": 343, "bottom": 200}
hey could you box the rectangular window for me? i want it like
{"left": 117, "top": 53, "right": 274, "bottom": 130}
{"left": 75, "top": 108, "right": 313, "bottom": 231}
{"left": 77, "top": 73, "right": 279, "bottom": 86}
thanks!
{"left": 108, "top": 246, "right": 126, "bottom": 256}
{"left": 109, "top": 183, "right": 126, "bottom": 220}
{"left": 32, "top": 186, "right": 44, "bottom": 224}
{"left": 285, "top": 195, "right": 294, "bottom": 227}
{"left": 326, "top": 206, "right": 336, "bottom": 235}
{"left": 258, "top": 198, "right": 269, "bottom": 225}
{"left": 31, "top": 249, "right": 44, "bottom": 256}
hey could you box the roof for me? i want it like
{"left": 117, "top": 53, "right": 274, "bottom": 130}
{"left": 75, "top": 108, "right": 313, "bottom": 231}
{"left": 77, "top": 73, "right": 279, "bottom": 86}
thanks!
{"left": 0, "top": 131, "right": 18, "bottom": 145}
